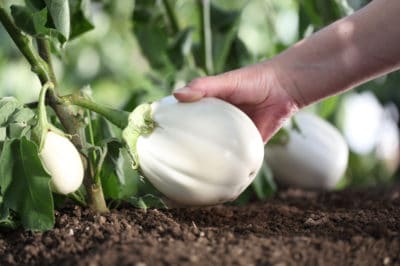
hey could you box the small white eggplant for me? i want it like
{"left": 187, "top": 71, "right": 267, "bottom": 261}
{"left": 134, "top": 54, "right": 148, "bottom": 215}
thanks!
{"left": 39, "top": 131, "right": 84, "bottom": 195}
{"left": 123, "top": 96, "right": 265, "bottom": 206}
{"left": 266, "top": 112, "right": 349, "bottom": 190}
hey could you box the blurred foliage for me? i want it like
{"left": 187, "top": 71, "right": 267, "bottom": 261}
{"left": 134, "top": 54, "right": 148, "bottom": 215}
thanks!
{"left": 0, "top": 0, "right": 399, "bottom": 203}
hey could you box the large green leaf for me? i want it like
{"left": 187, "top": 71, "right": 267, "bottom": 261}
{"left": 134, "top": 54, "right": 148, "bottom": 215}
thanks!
{"left": 1, "top": 138, "right": 54, "bottom": 231}
{"left": 45, "top": 0, "right": 71, "bottom": 40}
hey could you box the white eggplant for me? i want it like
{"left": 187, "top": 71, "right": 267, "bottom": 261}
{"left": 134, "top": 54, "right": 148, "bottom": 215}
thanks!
{"left": 39, "top": 131, "right": 84, "bottom": 195}
{"left": 266, "top": 112, "right": 348, "bottom": 190}
{"left": 123, "top": 96, "right": 264, "bottom": 206}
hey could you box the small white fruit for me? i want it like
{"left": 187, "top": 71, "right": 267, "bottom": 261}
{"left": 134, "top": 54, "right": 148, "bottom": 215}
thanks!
{"left": 39, "top": 131, "right": 84, "bottom": 194}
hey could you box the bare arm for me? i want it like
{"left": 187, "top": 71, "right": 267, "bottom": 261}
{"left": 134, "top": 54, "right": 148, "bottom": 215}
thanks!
{"left": 275, "top": 0, "right": 400, "bottom": 107}
{"left": 174, "top": 0, "right": 400, "bottom": 141}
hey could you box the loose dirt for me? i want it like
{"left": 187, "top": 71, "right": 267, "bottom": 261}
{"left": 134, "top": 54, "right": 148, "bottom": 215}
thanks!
{"left": 1, "top": 184, "right": 399, "bottom": 265}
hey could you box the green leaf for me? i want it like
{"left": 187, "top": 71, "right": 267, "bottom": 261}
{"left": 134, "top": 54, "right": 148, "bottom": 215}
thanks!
{"left": 232, "top": 187, "right": 253, "bottom": 206}
{"left": 0, "top": 139, "right": 15, "bottom": 194}
{"left": 167, "top": 27, "right": 194, "bottom": 70}
{"left": 25, "top": 0, "right": 46, "bottom": 10}
{"left": 23, "top": 0, "right": 93, "bottom": 41}
{"left": 209, "top": 4, "right": 242, "bottom": 73}
{"left": 269, "top": 128, "right": 290, "bottom": 145}
{"left": 45, "top": 0, "right": 71, "bottom": 40}
{"left": 0, "top": 208, "right": 19, "bottom": 231}
{"left": 2, "top": 138, "right": 54, "bottom": 231}
{"left": 0, "top": 128, "right": 6, "bottom": 142}
{"left": 0, "top": 97, "right": 23, "bottom": 127}
{"left": 7, "top": 108, "right": 36, "bottom": 139}
{"left": 69, "top": 0, "right": 94, "bottom": 39}
{"left": 251, "top": 163, "right": 276, "bottom": 199}
{"left": 86, "top": 114, "right": 139, "bottom": 201}
{"left": 11, "top": 5, "right": 64, "bottom": 42}
{"left": 132, "top": 0, "right": 175, "bottom": 72}
{"left": 9, "top": 108, "right": 36, "bottom": 124}
{"left": 101, "top": 142, "right": 139, "bottom": 200}
{"left": 126, "top": 194, "right": 167, "bottom": 211}
{"left": 299, "top": 0, "right": 351, "bottom": 37}
{"left": 317, "top": 95, "right": 340, "bottom": 119}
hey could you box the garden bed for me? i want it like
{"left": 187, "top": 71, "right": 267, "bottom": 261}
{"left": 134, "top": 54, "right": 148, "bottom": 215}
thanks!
{"left": 1, "top": 184, "right": 399, "bottom": 265}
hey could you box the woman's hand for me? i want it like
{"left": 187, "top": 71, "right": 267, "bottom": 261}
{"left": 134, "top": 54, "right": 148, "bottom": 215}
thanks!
{"left": 174, "top": 62, "right": 299, "bottom": 142}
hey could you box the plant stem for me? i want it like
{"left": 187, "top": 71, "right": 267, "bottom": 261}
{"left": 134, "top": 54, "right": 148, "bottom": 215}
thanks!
{"left": 37, "top": 38, "right": 58, "bottom": 86}
{"left": 161, "top": 0, "right": 179, "bottom": 34}
{"left": 89, "top": 184, "right": 108, "bottom": 213}
{"left": 70, "top": 191, "right": 87, "bottom": 206}
{"left": 199, "top": 0, "right": 214, "bottom": 75}
{"left": 63, "top": 94, "right": 129, "bottom": 129}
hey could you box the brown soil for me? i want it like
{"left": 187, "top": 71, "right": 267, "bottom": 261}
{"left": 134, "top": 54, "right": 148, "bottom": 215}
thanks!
{"left": 1, "top": 184, "right": 400, "bottom": 266}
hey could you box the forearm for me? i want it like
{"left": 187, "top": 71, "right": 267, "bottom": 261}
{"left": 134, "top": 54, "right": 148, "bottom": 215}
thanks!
{"left": 270, "top": 0, "right": 400, "bottom": 108}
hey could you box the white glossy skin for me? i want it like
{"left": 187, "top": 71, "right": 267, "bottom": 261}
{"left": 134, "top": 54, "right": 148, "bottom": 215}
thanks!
{"left": 136, "top": 96, "right": 265, "bottom": 205}
{"left": 266, "top": 112, "right": 349, "bottom": 190}
{"left": 39, "top": 131, "right": 84, "bottom": 194}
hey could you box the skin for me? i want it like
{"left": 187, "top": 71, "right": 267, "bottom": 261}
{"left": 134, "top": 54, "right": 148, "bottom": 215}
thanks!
{"left": 173, "top": 0, "right": 400, "bottom": 142}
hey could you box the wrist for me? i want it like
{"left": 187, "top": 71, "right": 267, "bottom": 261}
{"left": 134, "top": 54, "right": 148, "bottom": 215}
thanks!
{"left": 260, "top": 59, "right": 304, "bottom": 111}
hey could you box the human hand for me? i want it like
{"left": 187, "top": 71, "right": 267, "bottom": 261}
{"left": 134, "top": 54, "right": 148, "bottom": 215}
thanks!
{"left": 173, "top": 62, "right": 299, "bottom": 142}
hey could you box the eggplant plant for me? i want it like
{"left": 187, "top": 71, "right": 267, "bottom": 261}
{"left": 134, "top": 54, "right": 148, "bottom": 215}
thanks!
{"left": 0, "top": 0, "right": 270, "bottom": 231}
{"left": 0, "top": 0, "right": 373, "bottom": 231}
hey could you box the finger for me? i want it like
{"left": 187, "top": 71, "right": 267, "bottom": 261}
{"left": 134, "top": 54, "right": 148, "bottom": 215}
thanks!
{"left": 173, "top": 87, "right": 205, "bottom": 102}
{"left": 173, "top": 74, "right": 237, "bottom": 102}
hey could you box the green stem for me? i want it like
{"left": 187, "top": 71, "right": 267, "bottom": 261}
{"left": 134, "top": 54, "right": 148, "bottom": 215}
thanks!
{"left": 37, "top": 38, "right": 58, "bottom": 86}
{"left": 86, "top": 109, "right": 97, "bottom": 162}
{"left": 161, "top": 0, "right": 179, "bottom": 34}
{"left": 89, "top": 184, "right": 108, "bottom": 213}
{"left": 90, "top": 145, "right": 108, "bottom": 213}
{"left": 95, "top": 146, "right": 108, "bottom": 186}
{"left": 63, "top": 94, "right": 129, "bottom": 129}
{"left": 199, "top": 0, "right": 214, "bottom": 75}
{"left": 70, "top": 191, "right": 87, "bottom": 206}
{"left": 38, "top": 82, "right": 51, "bottom": 126}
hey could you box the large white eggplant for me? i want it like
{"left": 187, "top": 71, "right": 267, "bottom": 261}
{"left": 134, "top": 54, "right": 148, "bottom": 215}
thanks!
{"left": 123, "top": 96, "right": 264, "bottom": 205}
{"left": 266, "top": 112, "right": 348, "bottom": 190}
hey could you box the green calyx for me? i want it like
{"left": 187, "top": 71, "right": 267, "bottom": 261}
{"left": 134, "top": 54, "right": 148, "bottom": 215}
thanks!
{"left": 33, "top": 82, "right": 68, "bottom": 152}
{"left": 122, "top": 103, "right": 156, "bottom": 170}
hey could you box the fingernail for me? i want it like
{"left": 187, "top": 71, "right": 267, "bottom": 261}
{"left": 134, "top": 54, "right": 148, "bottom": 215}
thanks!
{"left": 173, "top": 87, "right": 205, "bottom": 101}
{"left": 174, "top": 86, "right": 191, "bottom": 93}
